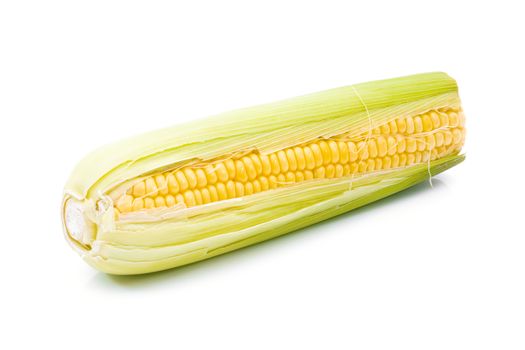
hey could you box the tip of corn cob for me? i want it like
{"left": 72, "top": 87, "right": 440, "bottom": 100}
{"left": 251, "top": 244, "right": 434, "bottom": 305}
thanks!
{"left": 62, "top": 197, "right": 95, "bottom": 252}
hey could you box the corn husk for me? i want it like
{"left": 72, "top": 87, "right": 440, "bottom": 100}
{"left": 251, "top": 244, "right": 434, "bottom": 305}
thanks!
{"left": 62, "top": 72, "right": 464, "bottom": 275}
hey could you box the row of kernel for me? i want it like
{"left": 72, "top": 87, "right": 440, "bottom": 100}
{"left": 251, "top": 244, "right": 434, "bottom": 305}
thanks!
{"left": 370, "top": 109, "right": 464, "bottom": 135}
{"left": 124, "top": 127, "right": 463, "bottom": 200}
{"left": 116, "top": 144, "right": 459, "bottom": 213}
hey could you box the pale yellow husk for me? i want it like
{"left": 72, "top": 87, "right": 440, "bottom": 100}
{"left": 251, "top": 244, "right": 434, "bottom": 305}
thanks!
{"left": 62, "top": 72, "right": 465, "bottom": 275}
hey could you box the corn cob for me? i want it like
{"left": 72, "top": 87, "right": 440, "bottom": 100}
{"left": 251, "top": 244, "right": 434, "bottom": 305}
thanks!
{"left": 62, "top": 72, "right": 466, "bottom": 275}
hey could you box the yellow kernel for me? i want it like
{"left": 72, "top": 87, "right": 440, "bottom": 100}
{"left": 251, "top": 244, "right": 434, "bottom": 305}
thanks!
{"left": 310, "top": 143, "right": 323, "bottom": 167}
{"left": 405, "top": 117, "right": 415, "bottom": 134}
{"left": 407, "top": 153, "right": 416, "bottom": 166}
{"left": 335, "top": 164, "right": 344, "bottom": 177}
{"left": 387, "top": 136, "right": 397, "bottom": 156}
{"left": 319, "top": 141, "right": 331, "bottom": 165}
{"left": 216, "top": 183, "right": 228, "bottom": 200}
{"left": 235, "top": 182, "right": 244, "bottom": 197}
{"left": 285, "top": 149, "right": 297, "bottom": 171}
{"left": 183, "top": 168, "right": 197, "bottom": 189}
{"left": 391, "top": 154, "right": 400, "bottom": 168}
{"left": 242, "top": 156, "right": 258, "bottom": 180}
{"left": 193, "top": 189, "right": 203, "bottom": 205}
{"left": 175, "top": 193, "right": 185, "bottom": 205}
{"left": 417, "top": 138, "right": 426, "bottom": 152}
{"left": 132, "top": 198, "right": 144, "bottom": 211}
{"left": 145, "top": 178, "right": 159, "bottom": 196}
{"left": 244, "top": 182, "right": 254, "bottom": 195}
{"left": 375, "top": 158, "right": 382, "bottom": 170}
{"left": 175, "top": 171, "right": 189, "bottom": 192}
{"left": 155, "top": 196, "right": 166, "bottom": 208}
{"left": 285, "top": 171, "right": 295, "bottom": 183}
{"left": 338, "top": 141, "right": 349, "bottom": 163}
{"left": 449, "top": 112, "right": 459, "bottom": 127}
{"left": 235, "top": 160, "right": 248, "bottom": 182}
{"left": 421, "top": 114, "right": 433, "bottom": 132}
{"left": 443, "top": 130, "right": 453, "bottom": 145}
{"left": 380, "top": 123, "right": 390, "bottom": 134}
{"left": 269, "top": 175, "right": 278, "bottom": 189}
{"left": 204, "top": 164, "right": 218, "bottom": 185}
{"left": 269, "top": 154, "right": 281, "bottom": 175}
{"left": 343, "top": 164, "right": 351, "bottom": 176}
{"left": 435, "top": 132, "right": 444, "bottom": 147}
{"left": 325, "top": 164, "right": 335, "bottom": 178}
{"left": 259, "top": 176, "right": 270, "bottom": 190}
{"left": 383, "top": 156, "right": 392, "bottom": 169}
{"left": 314, "top": 167, "right": 326, "bottom": 178}
{"left": 413, "top": 116, "right": 423, "bottom": 133}
{"left": 415, "top": 152, "right": 422, "bottom": 163}
{"left": 304, "top": 170, "right": 314, "bottom": 180}
{"left": 358, "top": 161, "right": 367, "bottom": 173}
{"left": 252, "top": 180, "right": 261, "bottom": 193}
{"left": 208, "top": 185, "right": 219, "bottom": 202}
{"left": 277, "top": 150, "right": 289, "bottom": 172}
{"left": 357, "top": 141, "right": 369, "bottom": 160}
{"left": 260, "top": 154, "right": 272, "bottom": 176}
{"left": 293, "top": 147, "right": 306, "bottom": 170}
{"left": 368, "top": 139, "right": 378, "bottom": 158}
{"left": 389, "top": 120, "right": 398, "bottom": 134}
{"left": 167, "top": 173, "right": 179, "bottom": 194}
{"left": 303, "top": 146, "right": 316, "bottom": 170}
{"left": 347, "top": 142, "right": 358, "bottom": 162}
{"left": 183, "top": 191, "right": 196, "bottom": 207}
{"left": 396, "top": 117, "right": 407, "bottom": 133}
{"left": 452, "top": 128, "right": 463, "bottom": 144}
{"left": 295, "top": 171, "right": 305, "bottom": 182}
{"left": 396, "top": 135, "right": 406, "bottom": 153}
{"left": 439, "top": 112, "right": 449, "bottom": 127}
{"left": 399, "top": 154, "right": 408, "bottom": 166}
{"left": 165, "top": 194, "right": 176, "bottom": 207}
{"left": 250, "top": 154, "right": 263, "bottom": 175}
{"left": 201, "top": 188, "right": 211, "bottom": 204}
{"left": 367, "top": 159, "right": 375, "bottom": 171}
{"left": 226, "top": 180, "right": 236, "bottom": 198}
{"left": 376, "top": 136, "right": 387, "bottom": 157}
{"left": 225, "top": 159, "right": 236, "bottom": 178}
{"left": 426, "top": 134, "right": 436, "bottom": 150}
{"left": 406, "top": 138, "right": 417, "bottom": 153}
{"left": 215, "top": 163, "right": 229, "bottom": 182}
{"left": 195, "top": 168, "right": 208, "bottom": 187}
{"left": 155, "top": 175, "right": 168, "bottom": 195}
{"left": 132, "top": 182, "right": 146, "bottom": 197}
{"left": 144, "top": 197, "right": 155, "bottom": 209}
{"left": 328, "top": 140, "right": 339, "bottom": 163}
{"left": 430, "top": 111, "right": 440, "bottom": 129}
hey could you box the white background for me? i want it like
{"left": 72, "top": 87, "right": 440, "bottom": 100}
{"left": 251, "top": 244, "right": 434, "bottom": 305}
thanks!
{"left": 1, "top": 1, "right": 524, "bottom": 349}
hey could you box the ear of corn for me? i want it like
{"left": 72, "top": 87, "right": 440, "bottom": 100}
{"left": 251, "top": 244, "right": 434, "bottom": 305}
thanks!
{"left": 62, "top": 72, "right": 465, "bottom": 275}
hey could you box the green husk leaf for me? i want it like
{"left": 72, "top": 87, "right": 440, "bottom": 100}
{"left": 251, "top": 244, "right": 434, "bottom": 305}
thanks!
{"left": 65, "top": 72, "right": 458, "bottom": 200}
